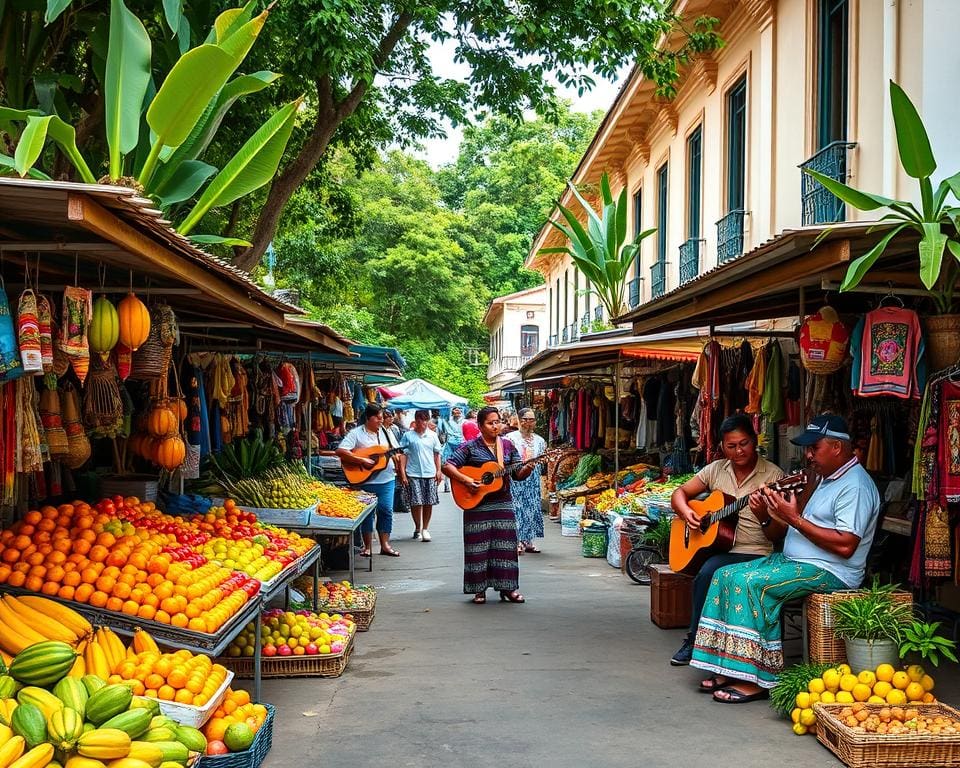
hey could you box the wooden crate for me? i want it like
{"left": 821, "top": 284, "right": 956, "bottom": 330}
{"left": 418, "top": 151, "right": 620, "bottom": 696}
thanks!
{"left": 219, "top": 636, "right": 354, "bottom": 679}
{"left": 649, "top": 563, "right": 692, "bottom": 629}
{"left": 806, "top": 590, "right": 913, "bottom": 664}
{"left": 814, "top": 702, "right": 960, "bottom": 768}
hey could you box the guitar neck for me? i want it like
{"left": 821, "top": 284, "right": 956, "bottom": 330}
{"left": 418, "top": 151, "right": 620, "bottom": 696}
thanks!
{"left": 709, "top": 496, "right": 748, "bottom": 525}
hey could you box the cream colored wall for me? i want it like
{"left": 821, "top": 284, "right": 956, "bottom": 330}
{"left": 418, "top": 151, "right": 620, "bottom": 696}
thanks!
{"left": 500, "top": 300, "right": 547, "bottom": 357}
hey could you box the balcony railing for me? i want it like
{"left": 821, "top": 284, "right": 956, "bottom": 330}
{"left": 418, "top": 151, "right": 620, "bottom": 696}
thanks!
{"left": 800, "top": 141, "right": 857, "bottom": 225}
{"left": 628, "top": 277, "right": 642, "bottom": 308}
{"left": 650, "top": 260, "right": 666, "bottom": 299}
{"left": 716, "top": 210, "right": 748, "bottom": 264}
{"left": 594, "top": 305, "right": 603, "bottom": 322}
{"left": 561, "top": 326, "right": 569, "bottom": 343}
{"left": 487, "top": 355, "right": 533, "bottom": 378}
{"left": 548, "top": 333, "right": 559, "bottom": 347}
{"left": 566, "top": 323, "right": 579, "bottom": 343}
{"left": 679, "top": 238, "right": 703, "bottom": 284}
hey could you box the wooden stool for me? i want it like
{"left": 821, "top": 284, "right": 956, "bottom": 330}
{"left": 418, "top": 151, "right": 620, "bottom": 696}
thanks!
{"left": 649, "top": 564, "right": 693, "bottom": 629}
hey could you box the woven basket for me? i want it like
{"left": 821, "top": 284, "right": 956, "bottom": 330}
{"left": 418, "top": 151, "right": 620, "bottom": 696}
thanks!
{"left": 194, "top": 703, "right": 274, "bottom": 768}
{"left": 131, "top": 305, "right": 177, "bottom": 380}
{"left": 219, "top": 636, "right": 354, "bottom": 679}
{"left": 925, "top": 314, "right": 960, "bottom": 373}
{"left": 806, "top": 590, "right": 913, "bottom": 664}
{"left": 814, "top": 702, "right": 960, "bottom": 768}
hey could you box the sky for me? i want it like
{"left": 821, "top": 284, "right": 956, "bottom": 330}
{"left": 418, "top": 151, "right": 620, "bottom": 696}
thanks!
{"left": 409, "top": 37, "right": 627, "bottom": 168}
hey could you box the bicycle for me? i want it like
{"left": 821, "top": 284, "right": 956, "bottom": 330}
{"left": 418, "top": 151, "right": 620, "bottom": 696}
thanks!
{"left": 619, "top": 516, "right": 668, "bottom": 585}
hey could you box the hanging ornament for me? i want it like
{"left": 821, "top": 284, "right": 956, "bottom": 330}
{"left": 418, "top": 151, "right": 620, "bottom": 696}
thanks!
{"left": 37, "top": 294, "right": 53, "bottom": 373}
{"left": 118, "top": 292, "right": 150, "bottom": 351}
{"left": 799, "top": 306, "right": 850, "bottom": 375}
{"left": 60, "top": 285, "right": 92, "bottom": 385}
{"left": 16, "top": 289, "right": 42, "bottom": 374}
{"left": 89, "top": 295, "right": 120, "bottom": 362}
{"left": 0, "top": 284, "right": 23, "bottom": 382}
{"left": 115, "top": 342, "right": 132, "bottom": 380}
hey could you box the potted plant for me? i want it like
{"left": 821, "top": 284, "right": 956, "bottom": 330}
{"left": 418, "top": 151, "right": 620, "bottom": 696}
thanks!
{"left": 831, "top": 579, "right": 913, "bottom": 671}
{"left": 804, "top": 81, "right": 960, "bottom": 370}
{"left": 899, "top": 619, "right": 959, "bottom": 667}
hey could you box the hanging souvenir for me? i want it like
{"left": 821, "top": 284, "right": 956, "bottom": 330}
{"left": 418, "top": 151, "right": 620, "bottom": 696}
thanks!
{"left": 83, "top": 359, "right": 124, "bottom": 437}
{"left": 39, "top": 387, "right": 69, "bottom": 458}
{"left": 17, "top": 289, "right": 43, "bottom": 374}
{"left": 118, "top": 292, "right": 150, "bottom": 350}
{"left": 0, "top": 284, "right": 23, "bottom": 381}
{"left": 799, "top": 306, "right": 850, "bottom": 374}
{"left": 59, "top": 383, "right": 91, "bottom": 469}
{"left": 89, "top": 296, "right": 120, "bottom": 363}
{"left": 115, "top": 342, "right": 132, "bottom": 380}
{"left": 131, "top": 304, "right": 178, "bottom": 380}
{"left": 16, "top": 377, "right": 43, "bottom": 472}
{"left": 60, "top": 285, "right": 93, "bottom": 385}
{"left": 37, "top": 295, "right": 53, "bottom": 373}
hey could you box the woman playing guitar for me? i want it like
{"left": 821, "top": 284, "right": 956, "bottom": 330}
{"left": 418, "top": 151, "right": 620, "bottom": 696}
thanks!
{"left": 442, "top": 406, "right": 534, "bottom": 605}
{"left": 668, "top": 414, "right": 787, "bottom": 668}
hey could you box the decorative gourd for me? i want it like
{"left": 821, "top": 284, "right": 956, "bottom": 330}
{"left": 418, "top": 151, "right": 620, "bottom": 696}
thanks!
{"left": 117, "top": 293, "right": 150, "bottom": 351}
{"left": 146, "top": 406, "right": 178, "bottom": 438}
{"left": 88, "top": 297, "right": 119, "bottom": 361}
{"left": 171, "top": 398, "right": 188, "bottom": 422}
{"left": 139, "top": 436, "right": 156, "bottom": 461}
{"left": 153, "top": 435, "right": 185, "bottom": 471}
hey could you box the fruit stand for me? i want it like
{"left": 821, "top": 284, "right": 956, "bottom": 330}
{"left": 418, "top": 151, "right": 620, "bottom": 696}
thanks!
{"left": 283, "top": 500, "right": 377, "bottom": 583}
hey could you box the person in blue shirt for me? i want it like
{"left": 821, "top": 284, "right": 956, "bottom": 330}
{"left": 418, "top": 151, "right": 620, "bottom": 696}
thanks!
{"left": 399, "top": 410, "right": 443, "bottom": 541}
{"left": 690, "top": 414, "right": 880, "bottom": 703}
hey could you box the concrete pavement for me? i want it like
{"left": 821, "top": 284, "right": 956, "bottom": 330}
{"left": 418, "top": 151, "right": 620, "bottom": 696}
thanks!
{"left": 256, "top": 491, "right": 957, "bottom": 768}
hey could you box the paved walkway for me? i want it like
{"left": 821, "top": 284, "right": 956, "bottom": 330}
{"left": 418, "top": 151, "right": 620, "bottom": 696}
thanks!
{"left": 257, "top": 492, "right": 959, "bottom": 768}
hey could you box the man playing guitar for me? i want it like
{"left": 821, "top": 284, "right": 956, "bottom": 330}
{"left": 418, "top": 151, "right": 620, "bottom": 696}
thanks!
{"left": 668, "top": 414, "right": 787, "bottom": 668}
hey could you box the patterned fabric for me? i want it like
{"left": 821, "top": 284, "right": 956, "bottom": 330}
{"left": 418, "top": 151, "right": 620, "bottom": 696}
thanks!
{"left": 690, "top": 553, "right": 845, "bottom": 688}
{"left": 504, "top": 431, "right": 546, "bottom": 544}
{"left": 448, "top": 437, "right": 521, "bottom": 593}
{"left": 403, "top": 476, "right": 439, "bottom": 507}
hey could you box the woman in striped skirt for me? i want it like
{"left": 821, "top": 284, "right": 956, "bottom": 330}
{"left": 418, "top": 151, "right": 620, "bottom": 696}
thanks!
{"left": 443, "top": 406, "right": 534, "bottom": 604}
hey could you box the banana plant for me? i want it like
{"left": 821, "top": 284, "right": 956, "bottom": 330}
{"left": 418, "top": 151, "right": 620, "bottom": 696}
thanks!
{"left": 804, "top": 80, "right": 960, "bottom": 314}
{"left": 0, "top": 0, "right": 298, "bottom": 244}
{"left": 539, "top": 171, "right": 656, "bottom": 320}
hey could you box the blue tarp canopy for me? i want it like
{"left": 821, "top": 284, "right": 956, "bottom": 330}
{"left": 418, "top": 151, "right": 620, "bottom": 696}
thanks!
{"left": 385, "top": 378, "right": 468, "bottom": 410}
{"left": 306, "top": 344, "right": 406, "bottom": 380}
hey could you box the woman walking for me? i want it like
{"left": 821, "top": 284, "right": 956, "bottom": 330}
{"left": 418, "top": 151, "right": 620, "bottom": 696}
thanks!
{"left": 400, "top": 410, "right": 443, "bottom": 541}
{"left": 443, "top": 406, "right": 534, "bottom": 604}
{"left": 438, "top": 406, "right": 467, "bottom": 492}
{"left": 505, "top": 408, "right": 546, "bottom": 554}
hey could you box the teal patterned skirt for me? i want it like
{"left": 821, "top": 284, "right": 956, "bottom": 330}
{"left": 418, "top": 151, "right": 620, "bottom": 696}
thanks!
{"left": 690, "top": 553, "right": 845, "bottom": 688}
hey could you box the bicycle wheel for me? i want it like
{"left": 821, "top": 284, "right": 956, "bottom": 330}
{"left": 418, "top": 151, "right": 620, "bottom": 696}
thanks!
{"left": 625, "top": 546, "right": 662, "bottom": 585}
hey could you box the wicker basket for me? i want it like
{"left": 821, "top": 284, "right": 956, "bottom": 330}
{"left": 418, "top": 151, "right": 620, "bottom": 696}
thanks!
{"left": 806, "top": 590, "right": 913, "bottom": 664}
{"left": 814, "top": 702, "right": 960, "bottom": 768}
{"left": 219, "top": 636, "right": 354, "bottom": 679}
{"left": 313, "top": 591, "right": 377, "bottom": 632}
{"left": 925, "top": 314, "right": 960, "bottom": 373}
{"left": 194, "top": 703, "right": 274, "bottom": 768}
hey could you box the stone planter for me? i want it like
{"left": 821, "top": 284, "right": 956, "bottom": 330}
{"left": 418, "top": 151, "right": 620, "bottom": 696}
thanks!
{"left": 844, "top": 637, "right": 899, "bottom": 673}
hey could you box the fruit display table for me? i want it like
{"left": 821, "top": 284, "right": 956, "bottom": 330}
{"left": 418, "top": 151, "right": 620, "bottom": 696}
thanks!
{"left": 283, "top": 500, "right": 377, "bottom": 583}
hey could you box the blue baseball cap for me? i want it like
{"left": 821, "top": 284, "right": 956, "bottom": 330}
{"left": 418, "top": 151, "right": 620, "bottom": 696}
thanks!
{"left": 791, "top": 414, "right": 851, "bottom": 446}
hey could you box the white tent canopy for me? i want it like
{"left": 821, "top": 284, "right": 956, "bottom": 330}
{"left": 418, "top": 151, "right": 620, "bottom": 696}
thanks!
{"left": 385, "top": 378, "right": 469, "bottom": 410}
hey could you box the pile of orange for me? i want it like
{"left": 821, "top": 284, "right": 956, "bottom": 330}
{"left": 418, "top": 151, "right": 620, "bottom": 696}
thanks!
{"left": 0, "top": 500, "right": 251, "bottom": 633}
{"left": 111, "top": 648, "right": 229, "bottom": 706}
{"left": 203, "top": 688, "right": 268, "bottom": 742}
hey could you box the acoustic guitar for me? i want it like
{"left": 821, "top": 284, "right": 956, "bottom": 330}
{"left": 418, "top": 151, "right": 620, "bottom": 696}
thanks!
{"left": 452, "top": 449, "right": 561, "bottom": 510}
{"left": 668, "top": 471, "right": 807, "bottom": 576}
{"left": 342, "top": 444, "right": 405, "bottom": 485}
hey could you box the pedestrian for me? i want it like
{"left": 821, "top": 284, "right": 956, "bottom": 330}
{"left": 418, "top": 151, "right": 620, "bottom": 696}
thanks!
{"left": 504, "top": 407, "right": 547, "bottom": 554}
{"left": 668, "top": 414, "right": 786, "bottom": 667}
{"left": 691, "top": 415, "right": 880, "bottom": 703}
{"left": 462, "top": 409, "right": 480, "bottom": 441}
{"left": 384, "top": 409, "right": 410, "bottom": 517}
{"left": 443, "top": 406, "right": 534, "bottom": 604}
{"left": 399, "top": 409, "right": 443, "bottom": 541}
{"left": 438, "top": 406, "right": 467, "bottom": 492}
{"left": 335, "top": 403, "right": 401, "bottom": 557}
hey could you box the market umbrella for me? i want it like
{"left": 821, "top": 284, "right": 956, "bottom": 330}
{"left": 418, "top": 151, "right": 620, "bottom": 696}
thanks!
{"left": 385, "top": 378, "right": 469, "bottom": 410}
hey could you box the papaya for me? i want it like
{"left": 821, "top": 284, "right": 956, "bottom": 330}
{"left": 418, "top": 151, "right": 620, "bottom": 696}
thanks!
{"left": 172, "top": 725, "right": 205, "bottom": 753}
{"left": 146, "top": 742, "right": 187, "bottom": 765}
{"left": 76, "top": 729, "right": 131, "bottom": 761}
{"left": 81, "top": 677, "right": 106, "bottom": 698}
{"left": 47, "top": 706, "right": 83, "bottom": 751}
{"left": 85, "top": 686, "right": 132, "bottom": 726}
{"left": 0, "top": 677, "right": 18, "bottom": 700}
{"left": 125, "top": 699, "right": 158, "bottom": 719}
{"left": 53, "top": 678, "right": 88, "bottom": 720}
{"left": 8, "top": 642, "right": 77, "bottom": 688}
{"left": 99, "top": 711, "right": 151, "bottom": 740}
{"left": 17, "top": 687, "right": 63, "bottom": 720}
{"left": 9, "top": 702, "right": 46, "bottom": 749}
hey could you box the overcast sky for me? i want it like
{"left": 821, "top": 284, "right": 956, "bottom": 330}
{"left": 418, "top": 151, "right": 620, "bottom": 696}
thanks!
{"left": 409, "top": 37, "right": 627, "bottom": 168}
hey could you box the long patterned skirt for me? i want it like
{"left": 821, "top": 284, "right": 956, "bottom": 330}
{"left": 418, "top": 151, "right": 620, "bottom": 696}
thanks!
{"left": 510, "top": 466, "right": 544, "bottom": 543}
{"left": 463, "top": 499, "right": 520, "bottom": 594}
{"left": 690, "top": 553, "right": 845, "bottom": 688}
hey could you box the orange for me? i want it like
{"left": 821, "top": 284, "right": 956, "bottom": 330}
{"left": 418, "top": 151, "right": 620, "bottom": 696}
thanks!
{"left": 174, "top": 689, "right": 193, "bottom": 704}
{"left": 80, "top": 567, "right": 100, "bottom": 584}
{"left": 46, "top": 549, "right": 67, "bottom": 564}
{"left": 96, "top": 532, "right": 116, "bottom": 548}
{"left": 88, "top": 545, "right": 109, "bottom": 563}
{"left": 105, "top": 596, "right": 124, "bottom": 612}
{"left": 188, "top": 618, "right": 206, "bottom": 632}
{"left": 154, "top": 657, "right": 173, "bottom": 677}
{"left": 168, "top": 669, "right": 188, "bottom": 689}
{"left": 154, "top": 610, "right": 171, "bottom": 625}
{"left": 157, "top": 685, "right": 175, "bottom": 701}
{"left": 204, "top": 718, "right": 228, "bottom": 742}
{"left": 171, "top": 613, "right": 188, "bottom": 629}
{"left": 147, "top": 557, "right": 170, "bottom": 575}
{"left": 6, "top": 571, "right": 26, "bottom": 588}
{"left": 145, "top": 673, "right": 165, "bottom": 690}
{"left": 112, "top": 582, "right": 132, "bottom": 600}
{"left": 186, "top": 676, "right": 204, "bottom": 694}
{"left": 143, "top": 689, "right": 158, "bottom": 699}
{"left": 40, "top": 580, "right": 59, "bottom": 595}
{"left": 27, "top": 564, "right": 47, "bottom": 580}
{"left": 24, "top": 575, "right": 44, "bottom": 592}
{"left": 74, "top": 583, "right": 94, "bottom": 603}
{"left": 2, "top": 548, "right": 20, "bottom": 564}
{"left": 23, "top": 510, "right": 42, "bottom": 526}
{"left": 89, "top": 590, "right": 109, "bottom": 608}
{"left": 160, "top": 597, "right": 180, "bottom": 614}
{"left": 118, "top": 660, "right": 137, "bottom": 679}
{"left": 0, "top": 564, "right": 10, "bottom": 583}
{"left": 137, "top": 604, "right": 156, "bottom": 621}
{"left": 232, "top": 689, "right": 250, "bottom": 706}
{"left": 95, "top": 575, "right": 116, "bottom": 593}
{"left": 56, "top": 584, "right": 76, "bottom": 601}
{"left": 63, "top": 570, "right": 82, "bottom": 588}
{"left": 122, "top": 600, "right": 139, "bottom": 616}
{"left": 46, "top": 565, "right": 65, "bottom": 583}
{"left": 26, "top": 551, "right": 45, "bottom": 566}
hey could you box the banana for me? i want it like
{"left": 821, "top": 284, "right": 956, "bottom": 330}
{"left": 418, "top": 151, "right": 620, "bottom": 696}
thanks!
{"left": 1, "top": 598, "right": 76, "bottom": 646}
{"left": 0, "top": 603, "right": 48, "bottom": 656}
{"left": 0, "top": 735, "right": 24, "bottom": 768}
{"left": 14, "top": 598, "right": 91, "bottom": 640}
{"left": 130, "top": 632, "right": 158, "bottom": 657}
{"left": 94, "top": 631, "right": 124, "bottom": 675}
{"left": 82, "top": 645, "right": 110, "bottom": 682}
{"left": 0, "top": 723, "right": 12, "bottom": 747}
{"left": 7, "top": 742, "right": 53, "bottom": 768}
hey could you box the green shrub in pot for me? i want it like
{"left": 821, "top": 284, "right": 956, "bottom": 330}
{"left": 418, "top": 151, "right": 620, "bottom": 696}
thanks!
{"left": 831, "top": 578, "right": 913, "bottom": 671}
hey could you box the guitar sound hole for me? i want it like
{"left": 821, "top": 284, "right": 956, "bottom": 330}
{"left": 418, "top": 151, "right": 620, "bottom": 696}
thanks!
{"left": 480, "top": 473, "right": 494, "bottom": 485}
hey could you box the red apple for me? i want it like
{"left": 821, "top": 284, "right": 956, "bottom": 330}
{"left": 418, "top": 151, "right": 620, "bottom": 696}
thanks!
{"left": 305, "top": 643, "right": 318, "bottom": 655}
{"left": 278, "top": 645, "right": 292, "bottom": 656}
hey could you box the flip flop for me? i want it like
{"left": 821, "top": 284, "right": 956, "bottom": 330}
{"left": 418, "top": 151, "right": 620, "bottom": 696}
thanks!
{"left": 698, "top": 674, "right": 731, "bottom": 693}
{"left": 712, "top": 686, "right": 769, "bottom": 704}
{"left": 358, "top": 550, "right": 371, "bottom": 558}
{"left": 378, "top": 549, "right": 401, "bottom": 557}
{"left": 524, "top": 546, "right": 541, "bottom": 553}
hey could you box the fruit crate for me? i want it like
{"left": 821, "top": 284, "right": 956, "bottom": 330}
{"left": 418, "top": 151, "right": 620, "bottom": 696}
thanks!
{"left": 316, "top": 590, "right": 377, "bottom": 632}
{"left": 217, "top": 635, "right": 355, "bottom": 679}
{"left": 237, "top": 502, "right": 316, "bottom": 527}
{"left": 813, "top": 702, "right": 960, "bottom": 768}
{"left": 195, "top": 703, "right": 275, "bottom": 768}
{"left": 158, "top": 669, "right": 234, "bottom": 729}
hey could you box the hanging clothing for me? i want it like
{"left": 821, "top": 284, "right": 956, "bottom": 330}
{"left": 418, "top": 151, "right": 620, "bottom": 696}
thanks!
{"left": 761, "top": 341, "right": 785, "bottom": 424}
{"left": 745, "top": 344, "right": 767, "bottom": 415}
{"left": 938, "top": 379, "right": 960, "bottom": 504}
{"left": 858, "top": 307, "right": 923, "bottom": 398}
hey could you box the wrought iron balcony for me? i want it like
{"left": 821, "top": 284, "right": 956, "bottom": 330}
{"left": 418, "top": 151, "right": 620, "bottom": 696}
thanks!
{"left": 568, "top": 323, "right": 579, "bottom": 343}
{"left": 679, "top": 238, "right": 703, "bottom": 284}
{"left": 628, "top": 277, "right": 642, "bottom": 308}
{"left": 650, "top": 259, "right": 666, "bottom": 299}
{"left": 716, "top": 210, "right": 748, "bottom": 264}
{"left": 548, "top": 333, "right": 559, "bottom": 347}
{"left": 800, "top": 141, "right": 857, "bottom": 225}
{"left": 561, "top": 326, "right": 569, "bottom": 343}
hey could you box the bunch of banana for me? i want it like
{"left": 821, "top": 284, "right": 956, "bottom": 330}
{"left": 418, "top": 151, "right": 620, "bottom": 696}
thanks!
{"left": 130, "top": 630, "right": 158, "bottom": 656}
{"left": 92, "top": 629, "right": 125, "bottom": 676}
{"left": 0, "top": 597, "right": 92, "bottom": 657}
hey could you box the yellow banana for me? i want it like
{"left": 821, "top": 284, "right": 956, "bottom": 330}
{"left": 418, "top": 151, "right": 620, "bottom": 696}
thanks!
{"left": 7, "top": 742, "right": 54, "bottom": 768}
{"left": 14, "top": 597, "right": 92, "bottom": 640}
{"left": 130, "top": 631, "right": 158, "bottom": 656}
{"left": 0, "top": 723, "right": 12, "bottom": 747}
{"left": 83, "top": 643, "right": 110, "bottom": 681}
{"left": 1, "top": 597, "right": 76, "bottom": 646}
{"left": 0, "top": 736, "right": 25, "bottom": 768}
{"left": 0, "top": 602, "right": 47, "bottom": 656}
{"left": 67, "top": 654, "right": 86, "bottom": 680}
{"left": 0, "top": 699, "right": 18, "bottom": 723}
{"left": 94, "top": 631, "right": 123, "bottom": 675}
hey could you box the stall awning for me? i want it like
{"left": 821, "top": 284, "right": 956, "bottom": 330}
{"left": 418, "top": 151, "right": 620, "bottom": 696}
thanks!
{"left": 519, "top": 329, "right": 707, "bottom": 380}
{"left": 386, "top": 378, "right": 469, "bottom": 409}
{"left": 616, "top": 222, "right": 923, "bottom": 335}
{"left": 305, "top": 345, "right": 405, "bottom": 380}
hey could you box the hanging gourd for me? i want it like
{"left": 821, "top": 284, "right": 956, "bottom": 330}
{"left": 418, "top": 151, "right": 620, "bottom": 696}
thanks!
{"left": 170, "top": 397, "right": 188, "bottom": 422}
{"left": 118, "top": 292, "right": 150, "bottom": 351}
{"left": 146, "top": 405, "right": 178, "bottom": 438}
{"left": 89, "top": 296, "right": 119, "bottom": 362}
{"left": 154, "top": 435, "right": 185, "bottom": 471}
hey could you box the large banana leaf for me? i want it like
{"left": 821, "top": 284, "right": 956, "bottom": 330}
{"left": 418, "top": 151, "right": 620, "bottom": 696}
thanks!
{"left": 14, "top": 115, "right": 52, "bottom": 176}
{"left": 46, "top": 114, "right": 96, "bottom": 182}
{"left": 189, "top": 234, "right": 252, "bottom": 247}
{"left": 890, "top": 80, "right": 936, "bottom": 180}
{"left": 207, "top": 0, "right": 258, "bottom": 44}
{"left": 178, "top": 98, "right": 301, "bottom": 234}
{"left": 163, "top": 0, "right": 182, "bottom": 35}
{"left": 216, "top": 11, "right": 268, "bottom": 63}
{"left": 154, "top": 160, "right": 217, "bottom": 206}
{"left": 44, "top": 0, "right": 72, "bottom": 24}
{"left": 0, "top": 152, "right": 50, "bottom": 179}
{"left": 104, "top": 0, "right": 152, "bottom": 180}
